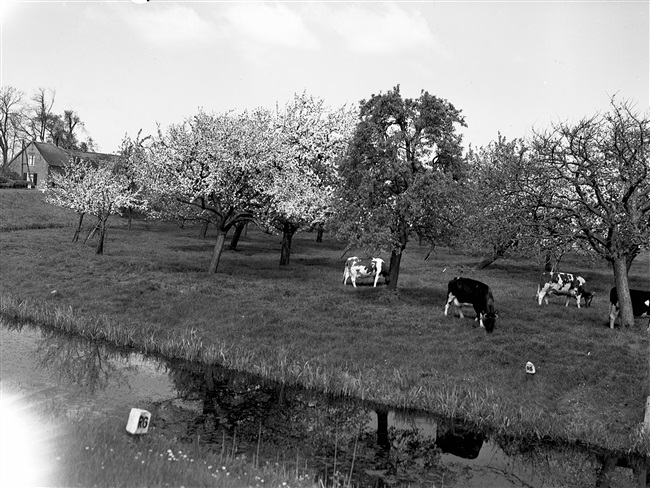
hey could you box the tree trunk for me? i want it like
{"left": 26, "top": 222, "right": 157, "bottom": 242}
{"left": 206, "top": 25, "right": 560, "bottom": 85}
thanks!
{"left": 613, "top": 255, "right": 635, "bottom": 327}
{"left": 476, "top": 255, "right": 499, "bottom": 270}
{"left": 228, "top": 222, "right": 245, "bottom": 251}
{"left": 316, "top": 223, "right": 324, "bottom": 243}
{"left": 626, "top": 251, "right": 638, "bottom": 273}
{"left": 544, "top": 250, "right": 553, "bottom": 272}
{"left": 84, "top": 218, "right": 101, "bottom": 243}
{"left": 198, "top": 221, "right": 209, "bottom": 239}
{"left": 127, "top": 207, "right": 133, "bottom": 230}
{"left": 208, "top": 230, "right": 227, "bottom": 273}
{"left": 387, "top": 250, "right": 402, "bottom": 290}
{"left": 280, "top": 223, "right": 297, "bottom": 266}
{"left": 73, "top": 212, "right": 85, "bottom": 242}
{"left": 95, "top": 216, "right": 108, "bottom": 255}
{"left": 375, "top": 408, "right": 390, "bottom": 452}
{"left": 387, "top": 223, "right": 408, "bottom": 290}
{"left": 476, "top": 241, "right": 514, "bottom": 270}
{"left": 595, "top": 454, "right": 618, "bottom": 488}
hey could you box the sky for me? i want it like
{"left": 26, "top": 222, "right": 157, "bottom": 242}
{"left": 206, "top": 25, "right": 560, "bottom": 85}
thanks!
{"left": 1, "top": 0, "right": 648, "bottom": 155}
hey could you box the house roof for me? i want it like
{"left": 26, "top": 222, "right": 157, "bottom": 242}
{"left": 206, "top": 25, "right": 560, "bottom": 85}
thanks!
{"left": 34, "top": 142, "right": 121, "bottom": 167}
{"left": 9, "top": 141, "right": 121, "bottom": 169}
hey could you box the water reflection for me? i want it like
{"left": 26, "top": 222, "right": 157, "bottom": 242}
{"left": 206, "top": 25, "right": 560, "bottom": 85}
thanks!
{"left": 1, "top": 320, "right": 647, "bottom": 487}
{"left": 35, "top": 328, "right": 132, "bottom": 395}
{"left": 149, "top": 361, "right": 650, "bottom": 487}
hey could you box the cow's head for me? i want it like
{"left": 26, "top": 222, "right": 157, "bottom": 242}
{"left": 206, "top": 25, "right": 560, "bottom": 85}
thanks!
{"left": 481, "top": 312, "right": 498, "bottom": 334}
{"left": 582, "top": 290, "right": 594, "bottom": 307}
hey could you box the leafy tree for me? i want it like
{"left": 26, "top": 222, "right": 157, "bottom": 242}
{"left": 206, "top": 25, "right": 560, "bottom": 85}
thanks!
{"left": 333, "top": 86, "right": 466, "bottom": 290}
{"left": 47, "top": 109, "right": 94, "bottom": 150}
{"left": 462, "top": 135, "right": 579, "bottom": 270}
{"left": 260, "top": 92, "right": 356, "bottom": 265}
{"left": 144, "top": 109, "right": 275, "bottom": 273}
{"left": 0, "top": 86, "right": 26, "bottom": 169}
{"left": 462, "top": 136, "right": 530, "bottom": 268}
{"left": 46, "top": 159, "right": 145, "bottom": 254}
{"left": 116, "top": 130, "right": 152, "bottom": 229}
{"left": 531, "top": 98, "right": 649, "bottom": 327}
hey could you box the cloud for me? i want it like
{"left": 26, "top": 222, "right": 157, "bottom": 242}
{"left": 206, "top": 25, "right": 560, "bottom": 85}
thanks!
{"left": 0, "top": 2, "right": 27, "bottom": 28}
{"left": 328, "top": 4, "right": 438, "bottom": 54}
{"left": 219, "top": 3, "right": 320, "bottom": 50}
{"left": 126, "top": 4, "right": 218, "bottom": 45}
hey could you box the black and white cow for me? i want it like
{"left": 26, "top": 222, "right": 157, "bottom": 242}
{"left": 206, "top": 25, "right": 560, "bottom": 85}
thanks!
{"left": 536, "top": 271, "right": 592, "bottom": 308}
{"left": 342, "top": 257, "right": 389, "bottom": 288}
{"left": 444, "top": 277, "right": 498, "bottom": 333}
{"left": 608, "top": 288, "right": 650, "bottom": 329}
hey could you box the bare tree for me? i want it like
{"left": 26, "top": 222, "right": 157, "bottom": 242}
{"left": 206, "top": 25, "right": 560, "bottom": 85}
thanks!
{"left": 0, "top": 86, "right": 26, "bottom": 169}
{"left": 531, "top": 98, "right": 649, "bottom": 327}
{"left": 27, "top": 87, "right": 56, "bottom": 142}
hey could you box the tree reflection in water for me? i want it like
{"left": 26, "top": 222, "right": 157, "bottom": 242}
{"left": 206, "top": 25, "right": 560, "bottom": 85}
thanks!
{"left": 35, "top": 328, "right": 133, "bottom": 395}
{"left": 159, "top": 361, "right": 648, "bottom": 487}
{"left": 4, "top": 320, "right": 647, "bottom": 487}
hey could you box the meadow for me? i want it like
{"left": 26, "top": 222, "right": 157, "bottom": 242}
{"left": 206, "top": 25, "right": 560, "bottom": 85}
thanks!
{"left": 1, "top": 189, "right": 649, "bottom": 461}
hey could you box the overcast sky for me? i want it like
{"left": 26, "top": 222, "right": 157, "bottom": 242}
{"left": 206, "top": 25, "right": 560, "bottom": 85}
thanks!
{"left": 1, "top": 0, "right": 648, "bottom": 154}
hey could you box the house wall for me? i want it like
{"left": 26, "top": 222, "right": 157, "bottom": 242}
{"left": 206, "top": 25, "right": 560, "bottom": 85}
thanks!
{"left": 6, "top": 144, "right": 51, "bottom": 189}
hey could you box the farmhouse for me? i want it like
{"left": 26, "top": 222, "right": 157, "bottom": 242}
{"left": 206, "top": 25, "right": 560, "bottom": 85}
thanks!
{"left": 6, "top": 141, "right": 121, "bottom": 190}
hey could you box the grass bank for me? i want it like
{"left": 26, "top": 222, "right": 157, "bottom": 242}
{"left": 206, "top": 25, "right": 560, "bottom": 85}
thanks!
{"left": 1, "top": 190, "right": 649, "bottom": 456}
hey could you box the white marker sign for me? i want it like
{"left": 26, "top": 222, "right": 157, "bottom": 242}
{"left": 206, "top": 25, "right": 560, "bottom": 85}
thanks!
{"left": 126, "top": 408, "right": 151, "bottom": 435}
{"left": 525, "top": 361, "right": 536, "bottom": 374}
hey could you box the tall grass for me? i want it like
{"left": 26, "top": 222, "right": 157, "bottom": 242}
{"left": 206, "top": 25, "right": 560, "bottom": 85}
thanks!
{"left": 1, "top": 190, "right": 649, "bottom": 457}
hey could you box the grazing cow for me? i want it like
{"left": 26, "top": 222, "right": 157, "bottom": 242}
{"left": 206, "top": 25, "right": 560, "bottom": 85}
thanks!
{"left": 537, "top": 271, "right": 590, "bottom": 308}
{"left": 444, "top": 277, "right": 498, "bottom": 333}
{"left": 342, "top": 257, "right": 389, "bottom": 288}
{"left": 608, "top": 288, "right": 650, "bottom": 329}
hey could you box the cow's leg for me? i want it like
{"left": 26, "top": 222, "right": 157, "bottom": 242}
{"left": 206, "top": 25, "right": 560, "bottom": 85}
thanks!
{"left": 444, "top": 295, "right": 464, "bottom": 318}
{"left": 478, "top": 313, "right": 485, "bottom": 328}
{"left": 537, "top": 287, "right": 547, "bottom": 305}
{"left": 351, "top": 273, "right": 357, "bottom": 288}
{"left": 566, "top": 290, "right": 582, "bottom": 308}
{"left": 343, "top": 269, "right": 349, "bottom": 285}
{"left": 373, "top": 272, "right": 380, "bottom": 287}
{"left": 456, "top": 300, "right": 465, "bottom": 319}
{"left": 608, "top": 303, "right": 619, "bottom": 329}
{"left": 444, "top": 294, "right": 453, "bottom": 316}
{"left": 473, "top": 306, "right": 484, "bottom": 327}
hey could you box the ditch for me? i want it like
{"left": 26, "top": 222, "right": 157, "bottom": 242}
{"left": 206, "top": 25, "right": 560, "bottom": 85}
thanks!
{"left": 1, "top": 319, "right": 647, "bottom": 487}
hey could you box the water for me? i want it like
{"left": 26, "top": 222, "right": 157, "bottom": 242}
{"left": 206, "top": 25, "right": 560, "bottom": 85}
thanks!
{"left": 1, "top": 320, "right": 647, "bottom": 487}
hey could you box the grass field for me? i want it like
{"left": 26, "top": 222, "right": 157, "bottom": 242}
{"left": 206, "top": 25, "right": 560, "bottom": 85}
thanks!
{"left": 1, "top": 189, "right": 649, "bottom": 457}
